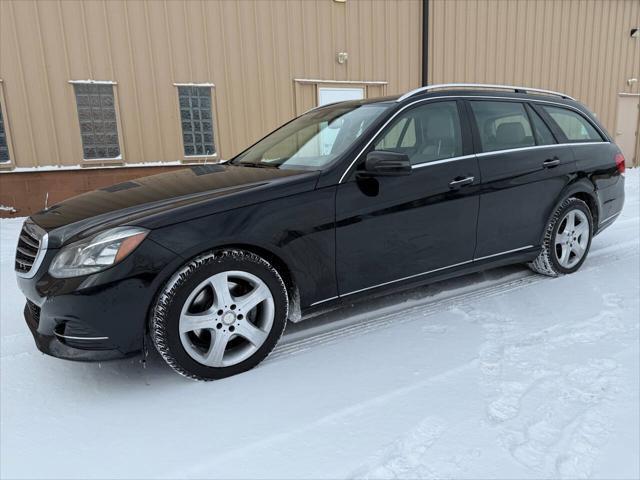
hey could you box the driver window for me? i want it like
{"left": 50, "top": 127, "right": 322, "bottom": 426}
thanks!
{"left": 374, "top": 101, "right": 462, "bottom": 165}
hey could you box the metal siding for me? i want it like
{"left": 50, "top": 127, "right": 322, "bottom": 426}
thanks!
{"left": 0, "top": 0, "right": 412, "bottom": 168}
{"left": 428, "top": 0, "right": 640, "bottom": 134}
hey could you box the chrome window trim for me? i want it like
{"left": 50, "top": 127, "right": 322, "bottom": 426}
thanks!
{"left": 474, "top": 141, "right": 610, "bottom": 158}
{"left": 338, "top": 95, "right": 609, "bottom": 184}
{"left": 15, "top": 232, "right": 48, "bottom": 279}
{"left": 411, "top": 154, "right": 476, "bottom": 169}
{"left": 397, "top": 83, "right": 574, "bottom": 102}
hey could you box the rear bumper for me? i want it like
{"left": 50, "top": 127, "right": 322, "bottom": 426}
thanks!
{"left": 595, "top": 175, "right": 625, "bottom": 235}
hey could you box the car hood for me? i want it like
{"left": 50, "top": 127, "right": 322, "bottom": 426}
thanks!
{"left": 31, "top": 164, "right": 320, "bottom": 247}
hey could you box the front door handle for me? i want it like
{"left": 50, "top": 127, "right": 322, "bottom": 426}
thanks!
{"left": 543, "top": 157, "right": 560, "bottom": 168}
{"left": 449, "top": 176, "right": 475, "bottom": 189}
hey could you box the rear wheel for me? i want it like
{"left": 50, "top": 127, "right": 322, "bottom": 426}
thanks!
{"left": 528, "top": 198, "right": 593, "bottom": 277}
{"left": 151, "top": 250, "right": 288, "bottom": 380}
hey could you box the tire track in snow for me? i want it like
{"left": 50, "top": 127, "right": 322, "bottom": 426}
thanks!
{"left": 349, "top": 416, "right": 484, "bottom": 480}
{"left": 162, "top": 359, "right": 480, "bottom": 480}
{"left": 474, "top": 292, "right": 633, "bottom": 478}
{"left": 267, "top": 242, "right": 637, "bottom": 364}
{"left": 344, "top": 245, "right": 638, "bottom": 480}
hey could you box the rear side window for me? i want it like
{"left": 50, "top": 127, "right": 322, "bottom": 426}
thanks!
{"left": 542, "top": 106, "right": 603, "bottom": 142}
{"left": 470, "top": 101, "right": 535, "bottom": 152}
{"left": 526, "top": 105, "right": 556, "bottom": 145}
{"left": 374, "top": 101, "right": 462, "bottom": 165}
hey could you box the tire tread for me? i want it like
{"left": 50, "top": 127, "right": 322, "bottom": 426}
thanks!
{"left": 528, "top": 197, "right": 591, "bottom": 277}
{"left": 150, "top": 249, "right": 288, "bottom": 381}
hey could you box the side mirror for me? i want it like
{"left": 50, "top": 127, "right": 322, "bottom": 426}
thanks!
{"left": 361, "top": 151, "right": 412, "bottom": 177}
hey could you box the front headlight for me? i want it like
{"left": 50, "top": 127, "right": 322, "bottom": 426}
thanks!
{"left": 49, "top": 226, "right": 149, "bottom": 278}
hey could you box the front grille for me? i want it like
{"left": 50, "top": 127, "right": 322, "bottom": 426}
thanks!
{"left": 15, "top": 221, "right": 45, "bottom": 276}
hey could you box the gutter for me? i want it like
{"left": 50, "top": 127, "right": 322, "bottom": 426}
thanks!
{"left": 422, "top": 0, "right": 429, "bottom": 86}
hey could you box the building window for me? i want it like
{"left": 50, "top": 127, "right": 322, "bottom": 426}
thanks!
{"left": 73, "top": 83, "right": 121, "bottom": 160}
{"left": 0, "top": 102, "right": 9, "bottom": 163}
{"left": 178, "top": 86, "right": 216, "bottom": 156}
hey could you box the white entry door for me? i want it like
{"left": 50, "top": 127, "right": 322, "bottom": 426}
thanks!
{"left": 317, "top": 87, "right": 365, "bottom": 106}
{"left": 614, "top": 94, "right": 639, "bottom": 166}
{"left": 316, "top": 87, "right": 365, "bottom": 155}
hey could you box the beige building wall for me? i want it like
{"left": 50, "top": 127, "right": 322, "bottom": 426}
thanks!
{"left": 1, "top": 0, "right": 638, "bottom": 177}
{"left": 428, "top": 0, "right": 640, "bottom": 136}
{"left": 0, "top": 0, "right": 422, "bottom": 171}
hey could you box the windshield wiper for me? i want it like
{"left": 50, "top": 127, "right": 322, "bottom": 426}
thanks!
{"left": 239, "top": 162, "right": 278, "bottom": 169}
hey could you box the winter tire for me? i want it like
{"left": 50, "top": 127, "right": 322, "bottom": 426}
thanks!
{"left": 151, "top": 249, "right": 288, "bottom": 381}
{"left": 528, "top": 198, "right": 593, "bottom": 277}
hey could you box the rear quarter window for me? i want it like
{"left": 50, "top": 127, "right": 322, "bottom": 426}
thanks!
{"left": 542, "top": 105, "right": 603, "bottom": 142}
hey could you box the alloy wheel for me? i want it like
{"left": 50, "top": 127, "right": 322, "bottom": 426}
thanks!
{"left": 178, "top": 270, "right": 275, "bottom": 367}
{"left": 553, "top": 209, "right": 590, "bottom": 269}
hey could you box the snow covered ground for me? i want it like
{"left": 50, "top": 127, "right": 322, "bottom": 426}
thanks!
{"left": 1, "top": 170, "right": 638, "bottom": 480}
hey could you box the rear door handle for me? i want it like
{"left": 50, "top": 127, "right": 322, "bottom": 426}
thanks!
{"left": 449, "top": 176, "right": 475, "bottom": 189}
{"left": 543, "top": 157, "right": 560, "bottom": 168}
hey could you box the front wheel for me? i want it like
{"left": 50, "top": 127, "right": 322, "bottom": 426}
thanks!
{"left": 528, "top": 198, "right": 593, "bottom": 277}
{"left": 151, "top": 250, "right": 288, "bottom": 381}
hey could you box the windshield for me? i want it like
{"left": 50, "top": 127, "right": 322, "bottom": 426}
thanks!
{"left": 231, "top": 102, "right": 390, "bottom": 170}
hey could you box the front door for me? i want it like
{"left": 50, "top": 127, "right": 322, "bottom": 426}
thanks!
{"left": 335, "top": 100, "right": 480, "bottom": 296}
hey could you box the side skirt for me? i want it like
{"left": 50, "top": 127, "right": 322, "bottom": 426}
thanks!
{"left": 302, "top": 247, "right": 541, "bottom": 318}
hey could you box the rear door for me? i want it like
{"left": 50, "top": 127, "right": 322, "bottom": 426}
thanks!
{"left": 468, "top": 99, "right": 576, "bottom": 259}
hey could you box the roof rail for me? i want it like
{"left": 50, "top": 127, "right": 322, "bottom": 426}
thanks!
{"left": 396, "top": 83, "right": 575, "bottom": 102}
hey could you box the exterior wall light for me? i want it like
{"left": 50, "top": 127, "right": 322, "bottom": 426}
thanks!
{"left": 337, "top": 52, "right": 349, "bottom": 64}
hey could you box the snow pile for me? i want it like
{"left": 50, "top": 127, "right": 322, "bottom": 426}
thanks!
{"left": 1, "top": 170, "right": 639, "bottom": 479}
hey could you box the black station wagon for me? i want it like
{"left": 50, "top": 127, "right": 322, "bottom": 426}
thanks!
{"left": 16, "top": 84, "right": 626, "bottom": 380}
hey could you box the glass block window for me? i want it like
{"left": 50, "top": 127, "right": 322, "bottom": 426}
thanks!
{"left": 0, "top": 102, "right": 9, "bottom": 163}
{"left": 178, "top": 86, "right": 216, "bottom": 156}
{"left": 73, "top": 83, "right": 121, "bottom": 160}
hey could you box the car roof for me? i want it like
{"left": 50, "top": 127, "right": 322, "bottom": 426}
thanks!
{"left": 359, "top": 83, "right": 579, "bottom": 107}
{"left": 353, "top": 84, "right": 587, "bottom": 114}
{"left": 312, "top": 84, "right": 591, "bottom": 119}
{"left": 401, "top": 89, "right": 576, "bottom": 105}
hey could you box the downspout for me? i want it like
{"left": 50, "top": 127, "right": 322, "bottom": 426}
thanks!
{"left": 422, "top": 0, "right": 429, "bottom": 86}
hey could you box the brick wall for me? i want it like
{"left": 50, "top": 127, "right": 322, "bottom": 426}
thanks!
{"left": 0, "top": 166, "right": 187, "bottom": 218}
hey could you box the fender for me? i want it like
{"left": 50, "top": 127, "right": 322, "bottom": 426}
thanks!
{"left": 149, "top": 236, "right": 304, "bottom": 325}
{"left": 538, "top": 176, "right": 599, "bottom": 243}
{"left": 149, "top": 185, "right": 338, "bottom": 309}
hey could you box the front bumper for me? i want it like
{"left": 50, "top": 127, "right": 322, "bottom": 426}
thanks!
{"left": 23, "top": 300, "right": 131, "bottom": 361}
{"left": 17, "top": 236, "right": 182, "bottom": 362}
